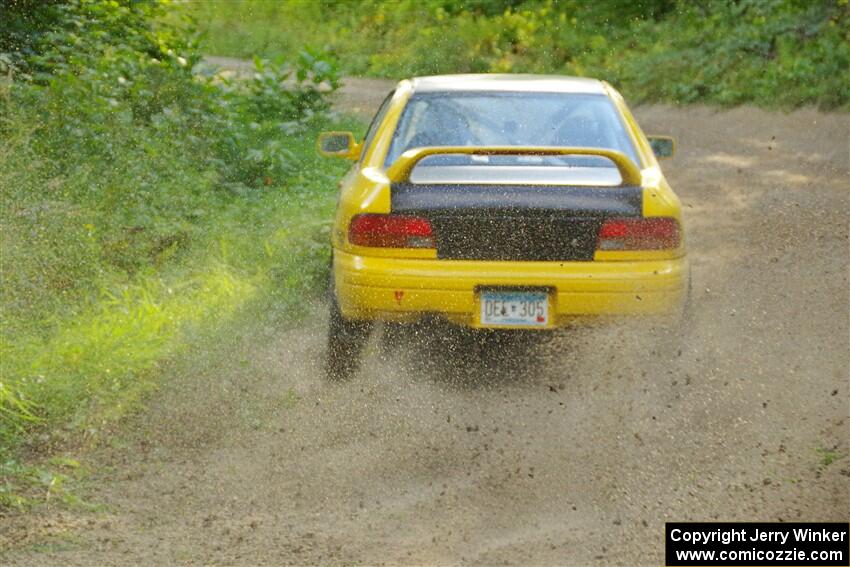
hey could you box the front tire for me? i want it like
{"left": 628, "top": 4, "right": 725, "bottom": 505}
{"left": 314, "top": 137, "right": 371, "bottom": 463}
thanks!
{"left": 326, "top": 294, "right": 373, "bottom": 381}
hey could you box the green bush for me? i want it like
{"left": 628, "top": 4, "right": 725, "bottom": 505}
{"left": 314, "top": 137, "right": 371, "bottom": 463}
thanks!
{"left": 193, "top": 0, "right": 850, "bottom": 110}
{"left": 0, "top": 0, "right": 354, "bottom": 486}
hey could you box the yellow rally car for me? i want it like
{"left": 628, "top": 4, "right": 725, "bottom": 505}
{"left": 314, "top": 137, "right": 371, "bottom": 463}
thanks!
{"left": 319, "top": 74, "right": 687, "bottom": 379}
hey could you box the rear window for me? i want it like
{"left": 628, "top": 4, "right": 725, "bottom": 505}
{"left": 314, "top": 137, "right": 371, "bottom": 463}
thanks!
{"left": 385, "top": 92, "right": 639, "bottom": 168}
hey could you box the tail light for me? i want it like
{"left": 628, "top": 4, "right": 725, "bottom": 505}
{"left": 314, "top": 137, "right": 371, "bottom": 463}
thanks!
{"left": 597, "top": 217, "right": 680, "bottom": 250}
{"left": 348, "top": 214, "right": 435, "bottom": 248}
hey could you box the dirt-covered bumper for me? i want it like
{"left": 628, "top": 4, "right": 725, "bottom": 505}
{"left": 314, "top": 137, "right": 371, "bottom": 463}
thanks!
{"left": 333, "top": 249, "right": 688, "bottom": 327}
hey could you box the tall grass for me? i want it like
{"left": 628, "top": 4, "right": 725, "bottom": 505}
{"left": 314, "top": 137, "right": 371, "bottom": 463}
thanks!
{"left": 0, "top": 0, "right": 361, "bottom": 508}
{"left": 0, "top": 114, "right": 358, "bottom": 438}
{"left": 0, "top": 114, "right": 362, "bottom": 506}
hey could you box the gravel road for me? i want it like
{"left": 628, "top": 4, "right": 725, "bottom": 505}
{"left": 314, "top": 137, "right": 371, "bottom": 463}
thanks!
{"left": 2, "top": 75, "right": 848, "bottom": 566}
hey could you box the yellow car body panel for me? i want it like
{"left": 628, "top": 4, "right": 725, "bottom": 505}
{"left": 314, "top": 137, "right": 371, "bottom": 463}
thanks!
{"left": 325, "top": 74, "right": 689, "bottom": 328}
{"left": 334, "top": 250, "right": 686, "bottom": 327}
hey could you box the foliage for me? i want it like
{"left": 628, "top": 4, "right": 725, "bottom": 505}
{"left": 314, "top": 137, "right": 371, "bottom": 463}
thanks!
{"left": 0, "top": 457, "right": 85, "bottom": 510}
{"left": 815, "top": 447, "right": 842, "bottom": 467}
{"left": 194, "top": 0, "right": 850, "bottom": 109}
{"left": 0, "top": 0, "right": 352, "bottom": 497}
{"left": 248, "top": 50, "right": 342, "bottom": 118}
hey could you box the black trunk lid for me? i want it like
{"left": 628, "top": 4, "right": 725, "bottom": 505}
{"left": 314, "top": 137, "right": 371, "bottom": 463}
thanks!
{"left": 391, "top": 183, "right": 643, "bottom": 262}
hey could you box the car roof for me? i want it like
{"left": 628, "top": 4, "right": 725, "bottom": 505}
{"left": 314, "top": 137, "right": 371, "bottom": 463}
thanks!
{"left": 409, "top": 74, "right": 608, "bottom": 95}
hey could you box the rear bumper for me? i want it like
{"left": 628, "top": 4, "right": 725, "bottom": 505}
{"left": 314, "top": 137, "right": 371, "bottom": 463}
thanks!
{"left": 333, "top": 249, "right": 688, "bottom": 327}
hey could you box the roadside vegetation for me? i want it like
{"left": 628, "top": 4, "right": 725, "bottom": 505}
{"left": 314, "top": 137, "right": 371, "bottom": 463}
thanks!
{"left": 0, "top": 0, "right": 358, "bottom": 508}
{"left": 195, "top": 0, "right": 849, "bottom": 110}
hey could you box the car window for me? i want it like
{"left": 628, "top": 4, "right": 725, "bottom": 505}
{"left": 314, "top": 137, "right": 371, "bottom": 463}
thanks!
{"left": 385, "top": 92, "right": 639, "bottom": 168}
{"left": 359, "top": 91, "right": 395, "bottom": 165}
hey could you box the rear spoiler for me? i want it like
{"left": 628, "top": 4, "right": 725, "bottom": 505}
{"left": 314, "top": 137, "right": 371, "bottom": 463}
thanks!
{"left": 385, "top": 146, "right": 642, "bottom": 187}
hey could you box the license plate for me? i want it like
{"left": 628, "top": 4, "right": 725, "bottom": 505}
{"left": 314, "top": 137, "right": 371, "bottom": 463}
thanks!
{"left": 479, "top": 290, "right": 549, "bottom": 328}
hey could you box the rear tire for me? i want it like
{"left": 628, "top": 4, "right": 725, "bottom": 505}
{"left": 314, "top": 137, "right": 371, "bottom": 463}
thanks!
{"left": 326, "top": 294, "right": 373, "bottom": 381}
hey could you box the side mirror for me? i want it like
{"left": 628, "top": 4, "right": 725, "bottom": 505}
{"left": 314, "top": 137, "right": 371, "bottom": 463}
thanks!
{"left": 318, "top": 131, "right": 360, "bottom": 160}
{"left": 647, "top": 136, "right": 675, "bottom": 159}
